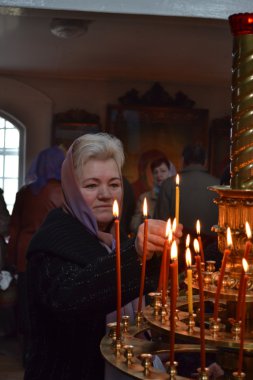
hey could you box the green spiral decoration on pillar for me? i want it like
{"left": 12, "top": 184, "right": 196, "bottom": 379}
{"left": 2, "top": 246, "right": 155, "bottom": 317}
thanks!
{"left": 229, "top": 13, "right": 253, "bottom": 189}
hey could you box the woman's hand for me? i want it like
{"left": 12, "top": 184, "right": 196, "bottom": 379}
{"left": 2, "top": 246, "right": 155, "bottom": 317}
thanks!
{"left": 135, "top": 219, "right": 183, "bottom": 260}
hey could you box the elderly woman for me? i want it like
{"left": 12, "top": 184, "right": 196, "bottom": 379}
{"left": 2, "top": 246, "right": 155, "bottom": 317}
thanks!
{"left": 24, "top": 133, "right": 182, "bottom": 380}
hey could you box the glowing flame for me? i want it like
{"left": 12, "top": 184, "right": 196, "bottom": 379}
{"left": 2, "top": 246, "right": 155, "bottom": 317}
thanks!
{"left": 196, "top": 219, "right": 201, "bottom": 235}
{"left": 113, "top": 200, "right": 119, "bottom": 218}
{"left": 245, "top": 221, "right": 252, "bottom": 240}
{"left": 176, "top": 174, "right": 180, "bottom": 186}
{"left": 242, "top": 258, "right": 249, "bottom": 273}
{"left": 185, "top": 247, "right": 192, "bottom": 267}
{"left": 165, "top": 218, "right": 171, "bottom": 237}
{"left": 193, "top": 238, "right": 200, "bottom": 254}
{"left": 171, "top": 240, "right": 178, "bottom": 261}
{"left": 226, "top": 227, "right": 232, "bottom": 247}
{"left": 186, "top": 234, "right": 190, "bottom": 248}
{"left": 143, "top": 197, "right": 148, "bottom": 218}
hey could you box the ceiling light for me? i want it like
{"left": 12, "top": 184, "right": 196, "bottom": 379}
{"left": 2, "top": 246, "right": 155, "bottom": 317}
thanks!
{"left": 50, "top": 18, "right": 91, "bottom": 39}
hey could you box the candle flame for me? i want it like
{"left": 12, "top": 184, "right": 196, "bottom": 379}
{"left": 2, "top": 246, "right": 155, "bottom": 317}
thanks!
{"left": 226, "top": 227, "right": 232, "bottom": 247}
{"left": 176, "top": 174, "right": 180, "bottom": 186}
{"left": 171, "top": 240, "right": 178, "bottom": 260}
{"left": 186, "top": 247, "right": 192, "bottom": 267}
{"left": 245, "top": 221, "right": 252, "bottom": 240}
{"left": 196, "top": 219, "right": 201, "bottom": 235}
{"left": 143, "top": 197, "right": 148, "bottom": 217}
{"left": 242, "top": 258, "right": 249, "bottom": 273}
{"left": 172, "top": 217, "right": 177, "bottom": 232}
{"left": 193, "top": 238, "right": 200, "bottom": 254}
{"left": 165, "top": 218, "right": 171, "bottom": 237}
{"left": 186, "top": 234, "right": 190, "bottom": 248}
{"left": 113, "top": 200, "right": 119, "bottom": 218}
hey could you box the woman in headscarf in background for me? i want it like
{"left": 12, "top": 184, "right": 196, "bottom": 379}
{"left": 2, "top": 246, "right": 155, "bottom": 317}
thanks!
{"left": 7, "top": 145, "right": 65, "bottom": 363}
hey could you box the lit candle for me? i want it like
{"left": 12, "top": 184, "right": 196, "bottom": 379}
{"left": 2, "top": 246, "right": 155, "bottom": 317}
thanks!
{"left": 237, "top": 258, "right": 249, "bottom": 376}
{"left": 213, "top": 227, "right": 232, "bottom": 321}
{"left": 195, "top": 254, "right": 206, "bottom": 371}
{"left": 172, "top": 217, "right": 179, "bottom": 292}
{"left": 244, "top": 221, "right": 252, "bottom": 260}
{"left": 186, "top": 234, "right": 190, "bottom": 248}
{"left": 138, "top": 197, "right": 148, "bottom": 313}
{"left": 196, "top": 220, "right": 205, "bottom": 263}
{"left": 236, "top": 222, "right": 252, "bottom": 321}
{"left": 169, "top": 241, "right": 178, "bottom": 366}
{"left": 158, "top": 219, "right": 171, "bottom": 293}
{"left": 175, "top": 174, "right": 180, "bottom": 225}
{"left": 113, "top": 200, "right": 121, "bottom": 339}
{"left": 186, "top": 248, "right": 193, "bottom": 315}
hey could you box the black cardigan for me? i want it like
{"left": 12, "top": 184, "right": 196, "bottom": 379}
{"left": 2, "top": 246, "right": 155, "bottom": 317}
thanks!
{"left": 24, "top": 208, "right": 160, "bottom": 380}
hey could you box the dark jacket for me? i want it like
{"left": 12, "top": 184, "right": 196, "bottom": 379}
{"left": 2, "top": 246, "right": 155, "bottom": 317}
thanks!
{"left": 155, "top": 165, "right": 219, "bottom": 236}
{"left": 7, "top": 180, "right": 64, "bottom": 272}
{"left": 24, "top": 208, "right": 160, "bottom": 380}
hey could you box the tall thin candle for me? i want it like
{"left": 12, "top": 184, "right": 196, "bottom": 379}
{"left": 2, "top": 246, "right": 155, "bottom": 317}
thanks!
{"left": 175, "top": 174, "right": 180, "bottom": 225}
{"left": 169, "top": 241, "right": 178, "bottom": 366}
{"left": 138, "top": 198, "right": 148, "bottom": 312}
{"left": 158, "top": 219, "right": 171, "bottom": 293}
{"left": 213, "top": 227, "right": 232, "bottom": 321}
{"left": 244, "top": 221, "right": 252, "bottom": 260}
{"left": 237, "top": 259, "right": 249, "bottom": 375}
{"left": 236, "top": 222, "right": 251, "bottom": 322}
{"left": 113, "top": 200, "right": 121, "bottom": 339}
{"left": 196, "top": 220, "right": 204, "bottom": 263}
{"left": 195, "top": 255, "right": 206, "bottom": 371}
{"left": 186, "top": 248, "right": 193, "bottom": 315}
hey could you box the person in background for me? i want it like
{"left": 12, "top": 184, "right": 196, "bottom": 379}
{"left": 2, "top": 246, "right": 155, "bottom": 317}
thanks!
{"left": 155, "top": 143, "right": 219, "bottom": 269}
{"left": 130, "top": 157, "right": 172, "bottom": 235}
{"left": 7, "top": 145, "right": 65, "bottom": 363}
{"left": 23, "top": 133, "right": 183, "bottom": 380}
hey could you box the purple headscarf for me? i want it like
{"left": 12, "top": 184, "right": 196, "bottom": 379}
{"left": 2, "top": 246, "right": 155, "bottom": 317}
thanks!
{"left": 29, "top": 146, "right": 65, "bottom": 194}
{"left": 61, "top": 144, "right": 98, "bottom": 237}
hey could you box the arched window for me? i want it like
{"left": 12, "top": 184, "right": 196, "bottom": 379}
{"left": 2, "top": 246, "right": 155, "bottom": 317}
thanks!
{"left": 0, "top": 111, "right": 25, "bottom": 213}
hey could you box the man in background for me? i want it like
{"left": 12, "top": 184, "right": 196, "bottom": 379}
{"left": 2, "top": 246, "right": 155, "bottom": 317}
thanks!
{"left": 155, "top": 143, "right": 220, "bottom": 246}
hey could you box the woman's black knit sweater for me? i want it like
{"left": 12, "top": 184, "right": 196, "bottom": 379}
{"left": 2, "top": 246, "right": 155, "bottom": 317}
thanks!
{"left": 24, "top": 208, "right": 160, "bottom": 380}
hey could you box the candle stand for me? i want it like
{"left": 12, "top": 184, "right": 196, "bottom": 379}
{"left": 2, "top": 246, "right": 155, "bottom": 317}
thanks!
{"left": 100, "top": 12, "right": 253, "bottom": 380}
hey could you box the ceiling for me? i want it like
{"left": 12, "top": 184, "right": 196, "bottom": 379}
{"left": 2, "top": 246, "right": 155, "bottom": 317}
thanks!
{"left": 0, "top": 6, "right": 235, "bottom": 86}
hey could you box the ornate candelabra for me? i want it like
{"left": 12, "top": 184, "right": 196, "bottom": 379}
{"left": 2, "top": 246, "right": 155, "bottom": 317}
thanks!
{"left": 100, "top": 13, "right": 253, "bottom": 380}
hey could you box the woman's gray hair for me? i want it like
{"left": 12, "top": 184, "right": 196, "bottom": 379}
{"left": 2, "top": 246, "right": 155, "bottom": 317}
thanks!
{"left": 72, "top": 133, "right": 125, "bottom": 182}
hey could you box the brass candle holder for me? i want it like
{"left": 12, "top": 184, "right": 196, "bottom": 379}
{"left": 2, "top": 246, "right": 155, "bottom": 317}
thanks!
{"left": 165, "top": 360, "right": 178, "bottom": 378}
{"left": 197, "top": 368, "right": 209, "bottom": 380}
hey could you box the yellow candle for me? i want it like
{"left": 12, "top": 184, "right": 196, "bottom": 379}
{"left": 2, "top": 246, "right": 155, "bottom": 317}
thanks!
{"left": 186, "top": 248, "right": 193, "bottom": 314}
{"left": 175, "top": 174, "right": 180, "bottom": 224}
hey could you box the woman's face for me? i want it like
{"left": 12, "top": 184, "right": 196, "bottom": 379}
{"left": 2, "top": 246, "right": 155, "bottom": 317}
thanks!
{"left": 153, "top": 162, "right": 170, "bottom": 186}
{"left": 78, "top": 158, "right": 122, "bottom": 229}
